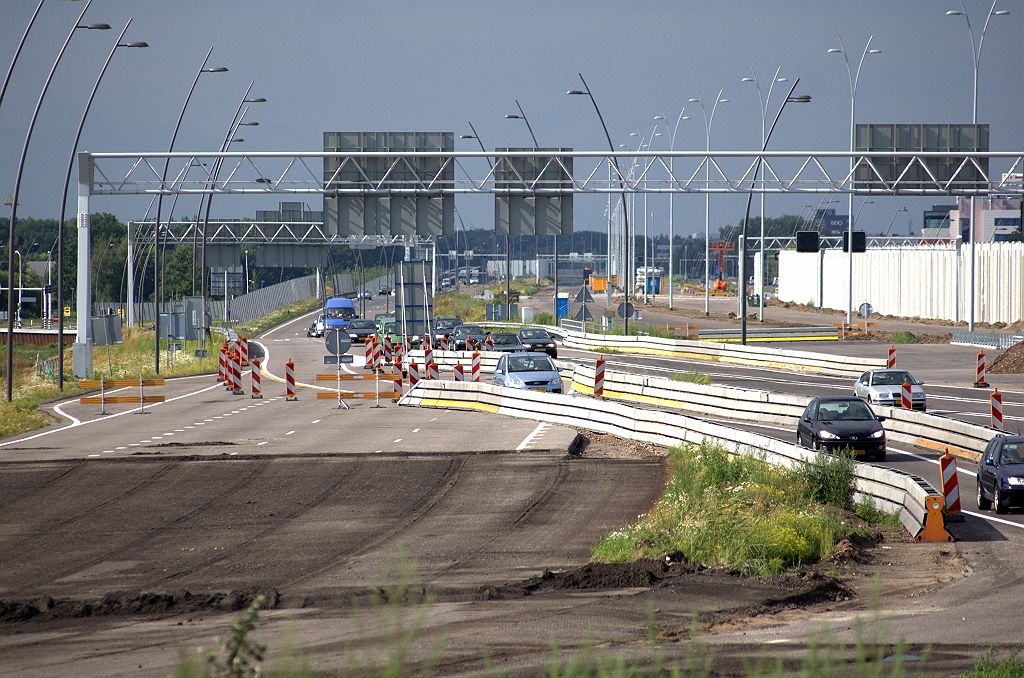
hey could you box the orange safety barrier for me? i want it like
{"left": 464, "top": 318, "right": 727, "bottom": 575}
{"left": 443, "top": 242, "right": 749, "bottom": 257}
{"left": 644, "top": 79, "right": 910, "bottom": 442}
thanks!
{"left": 471, "top": 351, "right": 481, "bottom": 382}
{"left": 79, "top": 377, "right": 166, "bottom": 414}
{"left": 887, "top": 344, "right": 896, "bottom": 368}
{"left": 915, "top": 495, "right": 954, "bottom": 542}
{"left": 285, "top": 358, "right": 297, "bottom": 400}
{"left": 976, "top": 350, "right": 988, "bottom": 387}
{"left": 900, "top": 379, "right": 912, "bottom": 409}
{"left": 408, "top": 359, "right": 419, "bottom": 386}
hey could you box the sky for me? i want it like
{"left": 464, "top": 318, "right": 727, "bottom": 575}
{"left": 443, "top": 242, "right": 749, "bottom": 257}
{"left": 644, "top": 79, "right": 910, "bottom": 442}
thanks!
{"left": 1, "top": 0, "right": 1022, "bottom": 242}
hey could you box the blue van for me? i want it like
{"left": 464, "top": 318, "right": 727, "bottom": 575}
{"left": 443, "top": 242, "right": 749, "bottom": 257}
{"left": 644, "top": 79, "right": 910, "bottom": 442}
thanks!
{"left": 324, "top": 297, "right": 357, "bottom": 330}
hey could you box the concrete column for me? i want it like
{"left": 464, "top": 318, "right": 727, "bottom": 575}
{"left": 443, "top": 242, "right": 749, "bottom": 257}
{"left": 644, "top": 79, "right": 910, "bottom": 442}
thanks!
{"left": 73, "top": 153, "right": 92, "bottom": 377}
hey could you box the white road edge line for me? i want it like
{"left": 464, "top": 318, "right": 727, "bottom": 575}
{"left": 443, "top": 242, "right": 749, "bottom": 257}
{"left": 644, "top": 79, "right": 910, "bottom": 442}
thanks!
{"left": 516, "top": 422, "right": 548, "bottom": 451}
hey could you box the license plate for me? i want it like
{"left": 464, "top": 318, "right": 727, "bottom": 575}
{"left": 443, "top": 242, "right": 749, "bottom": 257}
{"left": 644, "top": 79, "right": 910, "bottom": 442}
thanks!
{"left": 530, "top": 387, "right": 547, "bottom": 392}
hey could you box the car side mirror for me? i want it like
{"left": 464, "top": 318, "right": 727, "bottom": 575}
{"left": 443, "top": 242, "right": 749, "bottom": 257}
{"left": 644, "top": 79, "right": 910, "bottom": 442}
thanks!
{"left": 876, "top": 416, "right": 886, "bottom": 422}
{"left": 801, "top": 416, "right": 810, "bottom": 423}
{"left": 918, "top": 381, "right": 925, "bottom": 385}
{"left": 985, "top": 458, "right": 995, "bottom": 466}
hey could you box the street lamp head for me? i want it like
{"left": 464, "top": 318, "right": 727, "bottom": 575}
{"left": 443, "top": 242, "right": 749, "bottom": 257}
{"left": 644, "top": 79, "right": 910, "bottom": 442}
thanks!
{"left": 238, "top": 121, "right": 259, "bottom": 126}
{"left": 993, "top": 10, "right": 1010, "bottom": 15}
{"left": 245, "top": 97, "right": 267, "bottom": 103}
{"left": 81, "top": 23, "right": 111, "bottom": 30}
{"left": 204, "top": 66, "right": 228, "bottom": 73}
{"left": 504, "top": 114, "right": 520, "bottom": 119}
{"left": 567, "top": 90, "right": 585, "bottom": 96}
{"left": 827, "top": 48, "right": 843, "bottom": 53}
{"left": 688, "top": 98, "right": 699, "bottom": 102}
{"left": 776, "top": 77, "right": 788, "bottom": 82}
{"left": 787, "top": 94, "right": 812, "bottom": 103}
{"left": 120, "top": 41, "right": 148, "bottom": 48}
{"left": 741, "top": 77, "right": 754, "bottom": 82}
{"left": 868, "top": 49, "right": 881, "bottom": 54}
{"left": 654, "top": 115, "right": 665, "bottom": 120}
{"left": 718, "top": 98, "right": 729, "bottom": 102}
{"left": 459, "top": 134, "right": 476, "bottom": 139}
{"left": 946, "top": 10, "right": 965, "bottom": 15}
{"left": 230, "top": 137, "right": 243, "bottom": 143}
{"left": 618, "top": 144, "right": 627, "bottom": 148}
{"left": 681, "top": 116, "right": 690, "bottom": 120}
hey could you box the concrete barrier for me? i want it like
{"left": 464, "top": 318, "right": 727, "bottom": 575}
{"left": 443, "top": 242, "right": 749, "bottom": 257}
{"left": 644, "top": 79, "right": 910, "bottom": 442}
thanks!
{"left": 400, "top": 380, "right": 940, "bottom": 538}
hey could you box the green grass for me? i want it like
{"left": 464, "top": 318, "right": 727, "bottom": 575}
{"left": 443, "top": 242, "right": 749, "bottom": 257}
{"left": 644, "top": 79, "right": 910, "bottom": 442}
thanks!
{"left": 432, "top": 291, "right": 486, "bottom": 323}
{"left": 591, "top": 442, "right": 879, "bottom": 575}
{"left": 891, "top": 332, "right": 918, "bottom": 344}
{"left": 668, "top": 370, "right": 712, "bottom": 386}
{"left": 0, "top": 342, "right": 83, "bottom": 440}
{"left": 962, "top": 649, "right": 1024, "bottom": 678}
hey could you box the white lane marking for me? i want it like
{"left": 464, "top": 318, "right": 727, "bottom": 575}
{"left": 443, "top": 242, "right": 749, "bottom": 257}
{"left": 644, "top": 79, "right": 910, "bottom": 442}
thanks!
{"left": 286, "top": 431, "right": 295, "bottom": 435}
{"left": 163, "top": 433, "right": 174, "bottom": 436}
{"left": 311, "top": 419, "right": 321, "bottom": 424}
{"left": 128, "top": 443, "right": 139, "bottom": 447}
{"left": 412, "top": 428, "right": 420, "bottom": 433}
{"left": 961, "top": 510, "right": 1024, "bottom": 528}
{"left": 174, "top": 429, "right": 184, "bottom": 432}
{"left": 116, "top": 446, "right": 126, "bottom": 450}
{"left": 185, "top": 426, "right": 194, "bottom": 429}
{"left": 152, "top": 437, "right": 163, "bottom": 440}
{"left": 2, "top": 381, "right": 225, "bottom": 449}
{"left": 393, "top": 438, "right": 403, "bottom": 443}
{"left": 195, "top": 423, "right": 205, "bottom": 426}
{"left": 375, "top": 449, "right": 382, "bottom": 453}
{"left": 516, "top": 422, "right": 548, "bottom": 451}
{"left": 260, "top": 306, "right": 320, "bottom": 338}
{"left": 140, "top": 440, "right": 152, "bottom": 443}
{"left": 103, "top": 450, "right": 114, "bottom": 454}
{"left": 88, "top": 454, "right": 100, "bottom": 457}
{"left": 257, "top": 441, "right": 268, "bottom": 446}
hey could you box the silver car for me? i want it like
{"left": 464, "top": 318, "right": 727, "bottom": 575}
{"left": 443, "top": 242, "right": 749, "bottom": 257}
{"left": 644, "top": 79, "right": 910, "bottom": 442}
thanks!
{"left": 493, "top": 353, "right": 563, "bottom": 393}
{"left": 854, "top": 369, "right": 926, "bottom": 411}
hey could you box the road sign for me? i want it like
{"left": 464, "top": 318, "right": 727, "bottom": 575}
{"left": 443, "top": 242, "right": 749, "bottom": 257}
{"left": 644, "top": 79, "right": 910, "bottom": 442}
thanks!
{"left": 573, "top": 304, "right": 593, "bottom": 321}
{"left": 616, "top": 302, "right": 635, "bottom": 319}
{"left": 64, "top": 306, "right": 71, "bottom": 317}
{"left": 195, "top": 350, "right": 208, "bottom": 358}
{"left": 21, "top": 296, "right": 37, "bottom": 303}
{"left": 573, "top": 286, "right": 594, "bottom": 303}
{"left": 325, "top": 329, "right": 352, "bottom": 356}
{"left": 324, "top": 354, "right": 355, "bottom": 364}
{"left": 859, "top": 302, "right": 873, "bottom": 318}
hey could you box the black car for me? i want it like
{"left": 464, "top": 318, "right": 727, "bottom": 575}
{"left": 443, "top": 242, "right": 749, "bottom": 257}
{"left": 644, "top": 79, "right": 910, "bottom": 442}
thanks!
{"left": 517, "top": 327, "right": 557, "bottom": 358}
{"left": 487, "top": 332, "right": 527, "bottom": 353}
{"left": 346, "top": 319, "right": 378, "bottom": 344}
{"left": 977, "top": 435, "right": 1024, "bottom": 514}
{"left": 431, "top": 316, "right": 463, "bottom": 348}
{"left": 796, "top": 396, "right": 887, "bottom": 461}
{"left": 451, "top": 324, "right": 486, "bottom": 351}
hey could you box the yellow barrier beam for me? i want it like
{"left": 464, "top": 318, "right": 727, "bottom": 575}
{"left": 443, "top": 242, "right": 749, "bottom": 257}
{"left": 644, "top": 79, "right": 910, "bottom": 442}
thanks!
{"left": 315, "top": 373, "right": 402, "bottom": 382}
{"left": 315, "top": 391, "right": 401, "bottom": 400}
{"left": 79, "top": 379, "right": 165, "bottom": 388}
{"left": 79, "top": 395, "right": 165, "bottom": 405}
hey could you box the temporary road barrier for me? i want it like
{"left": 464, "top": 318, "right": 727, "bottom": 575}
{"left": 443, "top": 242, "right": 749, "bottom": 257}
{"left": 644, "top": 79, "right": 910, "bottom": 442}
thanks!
{"left": 384, "top": 335, "right": 393, "bottom": 362}
{"left": 440, "top": 335, "right": 449, "bottom": 351}
{"left": 403, "top": 336, "right": 411, "bottom": 356}
{"left": 231, "top": 351, "right": 243, "bottom": 395}
{"left": 483, "top": 335, "right": 493, "bottom": 350}
{"left": 365, "top": 338, "right": 375, "bottom": 370}
{"left": 427, "top": 360, "right": 439, "bottom": 381}
{"left": 372, "top": 339, "right": 382, "bottom": 371}
{"left": 251, "top": 358, "right": 263, "bottom": 398}
{"left": 79, "top": 376, "right": 166, "bottom": 414}
{"left": 939, "top": 448, "right": 961, "bottom": 516}
{"left": 316, "top": 390, "right": 402, "bottom": 400}
{"left": 887, "top": 344, "right": 896, "bottom": 368}
{"left": 976, "top": 350, "right": 988, "bottom": 387}
{"left": 454, "top": 363, "right": 464, "bottom": 381}
{"left": 224, "top": 350, "right": 234, "bottom": 391}
{"left": 471, "top": 351, "right": 481, "bottom": 382}
{"left": 408, "top": 359, "right": 419, "bottom": 386}
{"left": 239, "top": 336, "right": 249, "bottom": 365}
{"left": 285, "top": 358, "right": 297, "bottom": 400}
{"left": 423, "top": 344, "right": 433, "bottom": 368}
{"left": 991, "top": 389, "right": 1003, "bottom": 430}
{"left": 901, "top": 379, "right": 912, "bottom": 409}
{"left": 466, "top": 337, "right": 476, "bottom": 351}
{"left": 400, "top": 380, "right": 946, "bottom": 541}
{"left": 594, "top": 355, "right": 605, "bottom": 397}
{"left": 218, "top": 344, "right": 228, "bottom": 382}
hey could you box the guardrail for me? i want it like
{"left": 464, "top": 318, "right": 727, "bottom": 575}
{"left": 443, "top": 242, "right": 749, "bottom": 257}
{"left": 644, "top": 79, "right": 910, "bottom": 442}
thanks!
{"left": 951, "top": 330, "right": 1024, "bottom": 350}
{"left": 400, "top": 380, "right": 944, "bottom": 540}
{"left": 699, "top": 326, "right": 838, "bottom": 341}
{"left": 569, "top": 364, "right": 997, "bottom": 462}
{"left": 560, "top": 330, "right": 885, "bottom": 378}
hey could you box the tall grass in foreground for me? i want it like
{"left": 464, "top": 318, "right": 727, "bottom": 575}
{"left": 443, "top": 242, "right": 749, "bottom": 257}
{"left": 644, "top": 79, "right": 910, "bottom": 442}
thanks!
{"left": 592, "top": 442, "right": 873, "bottom": 575}
{"left": 668, "top": 370, "right": 712, "bottom": 386}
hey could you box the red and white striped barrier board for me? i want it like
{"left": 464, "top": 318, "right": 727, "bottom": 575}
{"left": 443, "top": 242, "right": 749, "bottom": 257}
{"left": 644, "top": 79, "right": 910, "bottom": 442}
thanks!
{"left": 900, "top": 379, "right": 912, "bottom": 410}
{"left": 384, "top": 335, "right": 393, "bottom": 362}
{"left": 594, "top": 355, "right": 605, "bottom": 397}
{"left": 976, "top": 350, "right": 988, "bottom": 386}
{"left": 484, "top": 335, "right": 493, "bottom": 350}
{"left": 251, "top": 358, "right": 263, "bottom": 398}
{"left": 454, "top": 362, "right": 464, "bottom": 382}
{"left": 239, "top": 336, "right": 249, "bottom": 365}
{"left": 225, "top": 349, "right": 236, "bottom": 391}
{"left": 372, "top": 340, "right": 382, "bottom": 371}
{"left": 232, "top": 351, "right": 243, "bottom": 394}
{"left": 939, "top": 449, "right": 961, "bottom": 515}
{"left": 285, "top": 358, "right": 297, "bottom": 400}
{"left": 471, "top": 351, "right": 481, "bottom": 382}
{"left": 423, "top": 345, "right": 433, "bottom": 368}
{"left": 218, "top": 347, "right": 226, "bottom": 382}
{"left": 365, "top": 338, "right": 375, "bottom": 370}
{"left": 887, "top": 344, "right": 896, "bottom": 369}
{"left": 427, "top": 360, "right": 439, "bottom": 381}
{"left": 408, "top": 359, "right": 419, "bottom": 386}
{"left": 393, "top": 341, "right": 404, "bottom": 369}
{"left": 992, "top": 388, "right": 1004, "bottom": 430}
{"left": 466, "top": 337, "right": 475, "bottom": 352}
{"left": 439, "top": 335, "right": 449, "bottom": 351}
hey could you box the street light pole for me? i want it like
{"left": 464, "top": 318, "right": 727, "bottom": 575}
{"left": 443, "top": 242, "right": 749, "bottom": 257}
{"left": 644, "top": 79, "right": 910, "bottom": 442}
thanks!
{"left": 884, "top": 204, "right": 909, "bottom": 237}
{"left": 0, "top": 0, "right": 45, "bottom": 114}
{"left": 829, "top": 36, "right": 880, "bottom": 325}
{"left": 655, "top": 108, "right": 689, "bottom": 310}
{"left": 569, "top": 73, "right": 631, "bottom": 335}
{"left": 689, "top": 89, "right": 728, "bottom": 317}
{"left": 946, "top": 0, "right": 1009, "bottom": 330}
{"left": 152, "top": 48, "right": 227, "bottom": 374}
{"left": 55, "top": 20, "right": 146, "bottom": 390}
{"left": 5, "top": 0, "right": 109, "bottom": 402}
{"left": 742, "top": 67, "right": 788, "bottom": 322}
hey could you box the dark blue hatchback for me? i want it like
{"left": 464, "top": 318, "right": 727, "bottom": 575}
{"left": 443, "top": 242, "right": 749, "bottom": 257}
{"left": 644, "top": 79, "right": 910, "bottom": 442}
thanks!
{"left": 977, "top": 435, "right": 1024, "bottom": 514}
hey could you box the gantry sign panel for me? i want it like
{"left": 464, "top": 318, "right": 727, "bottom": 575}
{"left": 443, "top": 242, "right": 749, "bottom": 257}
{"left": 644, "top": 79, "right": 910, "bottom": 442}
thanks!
{"left": 323, "top": 132, "right": 455, "bottom": 238}
{"left": 855, "top": 124, "right": 989, "bottom": 193}
{"left": 494, "top": 148, "right": 573, "bottom": 236}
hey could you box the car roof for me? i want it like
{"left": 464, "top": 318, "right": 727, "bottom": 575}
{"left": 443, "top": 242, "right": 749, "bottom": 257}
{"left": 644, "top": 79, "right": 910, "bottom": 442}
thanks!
{"left": 491, "top": 332, "right": 518, "bottom": 338}
{"left": 868, "top": 368, "right": 911, "bottom": 374}
{"left": 815, "top": 395, "right": 868, "bottom": 403}
{"left": 993, "top": 435, "right": 1024, "bottom": 443}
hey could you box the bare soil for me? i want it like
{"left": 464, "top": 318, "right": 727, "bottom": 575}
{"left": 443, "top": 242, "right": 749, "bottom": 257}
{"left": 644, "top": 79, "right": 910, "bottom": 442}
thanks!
{"left": 990, "top": 341, "right": 1024, "bottom": 374}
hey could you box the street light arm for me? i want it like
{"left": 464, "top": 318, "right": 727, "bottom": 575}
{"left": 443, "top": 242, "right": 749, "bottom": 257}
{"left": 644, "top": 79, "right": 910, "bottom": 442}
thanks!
{"left": 0, "top": 0, "right": 45, "bottom": 114}
{"left": 515, "top": 99, "right": 539, "bottom": 147}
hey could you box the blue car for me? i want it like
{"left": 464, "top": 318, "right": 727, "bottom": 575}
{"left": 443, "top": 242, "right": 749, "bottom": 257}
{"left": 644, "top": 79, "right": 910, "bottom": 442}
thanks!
{"left": 492, "top": 352, "right": 563, "bottom": 393}
{"left": 977, "top": 435, "right": 1024, "bottom": 514}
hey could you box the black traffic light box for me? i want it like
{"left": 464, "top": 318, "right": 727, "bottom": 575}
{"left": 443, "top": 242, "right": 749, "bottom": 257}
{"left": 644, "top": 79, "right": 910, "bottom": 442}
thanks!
{"left": 795, "top": 231, "right": 820, "bottom": 253}
{"left": 842, "top": 231, "right": 867, "bottom": 253}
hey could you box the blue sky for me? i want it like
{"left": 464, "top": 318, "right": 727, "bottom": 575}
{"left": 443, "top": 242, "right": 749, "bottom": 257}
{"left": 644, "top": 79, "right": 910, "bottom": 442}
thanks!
{"left": 1, "top": 0, "right": 1021, "bottom": 238}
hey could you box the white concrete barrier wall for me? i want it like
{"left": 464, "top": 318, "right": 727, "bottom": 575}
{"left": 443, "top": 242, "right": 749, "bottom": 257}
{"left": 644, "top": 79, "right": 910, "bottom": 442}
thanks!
{"left": 401, "top": 380, "right": 939, "bottom": 537}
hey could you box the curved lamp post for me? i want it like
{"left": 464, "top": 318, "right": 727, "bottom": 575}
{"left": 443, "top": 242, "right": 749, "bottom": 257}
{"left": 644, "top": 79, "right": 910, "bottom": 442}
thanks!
{"left": 152, "top": 49, "right": 227, "bottom": 374}
{"left": 655, "top": 108, "right": 689, "bottom": 310}
{"left": 828, "top": 36, "right": 880, "bottom": 325}
{"left": 569, "top": 73, "right": 632, "bottom": 334}
{"left": 688, "top": 89, "right": 728, "bottom": 317}
{"left": 0, "top": 0, "right": 45, "bottom": 114}
{"left": 884, "top": 204, "right": 909, "bottom": 237}
{"left": 946, "top": 1, "right": 1009, "bottom": 330}
{"left": 739, "top": 79, "right": 809, "bottom": 345}
{"left": 6, "top": 0, "right": 109, "bottom": 401}
{"left": 742, "top": 68, "right": 788, "bottom": 322}
{"left": 54, "top": 20, "right": 146, "bottom": 390}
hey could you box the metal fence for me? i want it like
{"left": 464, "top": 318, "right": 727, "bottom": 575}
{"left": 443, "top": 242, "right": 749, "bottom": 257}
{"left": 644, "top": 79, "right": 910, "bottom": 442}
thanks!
{"left": 34, "top": 354, "right": 60, "bottom": 380}
{"left": 951, "top": 330, "right": 1024, "bottom": 350}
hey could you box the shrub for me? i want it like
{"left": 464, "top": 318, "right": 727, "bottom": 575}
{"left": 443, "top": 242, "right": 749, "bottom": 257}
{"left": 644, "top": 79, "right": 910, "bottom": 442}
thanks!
{"left": 798, "top": 451, "right": 856, "bottom": 512}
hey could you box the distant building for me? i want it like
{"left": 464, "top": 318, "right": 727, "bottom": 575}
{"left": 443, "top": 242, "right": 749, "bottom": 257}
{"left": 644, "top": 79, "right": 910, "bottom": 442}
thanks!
{"left": 921, "top": 204, "right": 956, "bottom": 238}
{"left": 814, "top": 208, "right": 849, "bottom": 235}
{"left": 256, "top": 201, "right": 322, "bottom": 223}
{"left": 944, "top": 198, "right": 1020, "bottom": 241}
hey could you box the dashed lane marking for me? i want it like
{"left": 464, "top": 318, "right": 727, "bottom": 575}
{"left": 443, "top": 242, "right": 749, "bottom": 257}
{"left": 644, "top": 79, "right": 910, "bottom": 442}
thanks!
{"left": 516, "top": 422, "right": 549, "bottom": 451}
{"left": 393, "top": 438, "right": 403, "bottom": 443}
{"left": 286, "top": 431, "right": 295, "bottom": 436}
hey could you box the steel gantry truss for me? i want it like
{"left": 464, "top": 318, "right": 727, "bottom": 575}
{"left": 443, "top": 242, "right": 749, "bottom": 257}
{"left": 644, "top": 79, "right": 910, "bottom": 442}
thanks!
{"left": 83, "top": 150, "right": 1024, "bottom": 197}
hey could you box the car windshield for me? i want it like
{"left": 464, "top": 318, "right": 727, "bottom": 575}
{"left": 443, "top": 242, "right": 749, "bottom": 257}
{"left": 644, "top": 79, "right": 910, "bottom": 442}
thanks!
{"left": 508, "top": 356, "right": 556, "bottom": 373}
{"left": 349, "top": 320, "right": 375, "bottom": 329}
{"left": 382, "top": 323, "right": 397, "bottom": 334}
{"left": 491, "top": 334, "right": 519, "bottom": 345}
{"left": 817, "top": 400, "right": 875, "bottom": 421}
{"left": 326, "top": 307, "right": 354, "bottom": 320}
{"left": 871, "top": 371, "right": 918, "bottom": 386}
{"left": 454, "top": 326, "right": 483, "bottom": 337}
{"left": 1000, "top": 443, "right": 1022, "bottom": 465}
{"left": 519, "top": 329, "right": 550, "bottom": 340}
{"left": 434, "top": 319, "right": 457, "bottom": 330}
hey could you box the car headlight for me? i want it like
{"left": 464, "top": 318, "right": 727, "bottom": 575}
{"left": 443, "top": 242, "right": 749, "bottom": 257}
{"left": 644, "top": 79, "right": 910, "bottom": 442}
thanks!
{"left": 1007, "top": 477, "right": 1024, "bottom": 487}
{"left": 818, "top": 430, "right": 838, "bottom": 439}
{"left": 547, "top": 343, "right": 556, "bottom": 348}
{"left": 549, "top": 376, "right": 562, "bottom": 385}
{"left": 870, "top": 429, "right": 885, "bottom": 438}
{"left": 507, "top": 376, "right": 524, "bottom": 387}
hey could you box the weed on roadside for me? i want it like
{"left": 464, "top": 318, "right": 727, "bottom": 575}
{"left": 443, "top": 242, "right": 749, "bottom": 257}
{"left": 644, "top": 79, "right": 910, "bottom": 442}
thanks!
{"left": 668, "top": 370, "right": 712, "bottom": 386}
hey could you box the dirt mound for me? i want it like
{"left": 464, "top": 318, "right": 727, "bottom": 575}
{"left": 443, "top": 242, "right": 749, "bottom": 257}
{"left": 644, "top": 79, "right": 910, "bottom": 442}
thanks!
{"left": 990, "top": 342, "right": 1024, "bottom": 374}
{"left": 0, "top": 586, "right": 279, "bottom": 624}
